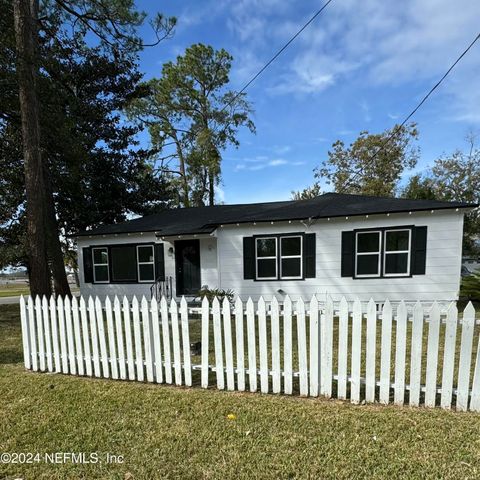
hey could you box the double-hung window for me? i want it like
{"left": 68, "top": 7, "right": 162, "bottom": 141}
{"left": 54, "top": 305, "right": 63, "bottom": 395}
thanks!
{"left": 384, "top": 229, "right": 411, "bottom": 276}
{"left": 92, "top": 247, "right": 109, "bottom": 283}
{"left": 255, "top": 235, "right": 304, "bottom": 280}
{"left": 137, "top": 245, "right": 155, "bottom": 282}
{"left": 256, "top": 237, "right": 277, "bottom": 280}
{"left": 354, "top": 227, "right": 413, "bottom": 278}
{"left": 355, "top": 231, "right": 382, "bottom": 277}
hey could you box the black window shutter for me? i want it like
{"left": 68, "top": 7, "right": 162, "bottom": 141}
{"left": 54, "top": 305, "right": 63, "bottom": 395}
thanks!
{"left": 82, "top": 247, "right": 93, "bottom": 283}
{"left": 243, "top": 237, "right": 255, "bottom": 279}
{"left": 155, "top": 243, "right": 165, "bottom": 281}
{"left": 411, "top": 226, "right": 427, "bottom": 275}
{"left": 341, "top": 231, "right": 355, "bottom": 277}
{"left": 304, "top": 233, "right": 316, "bottom": 278}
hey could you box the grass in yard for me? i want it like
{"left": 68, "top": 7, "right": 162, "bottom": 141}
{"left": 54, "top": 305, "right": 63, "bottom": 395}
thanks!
{"left": 2, "top": 304, "right": 480, "bottom": 479}
{"left": 0, "top": 284, "right": 80, "bottom": 298}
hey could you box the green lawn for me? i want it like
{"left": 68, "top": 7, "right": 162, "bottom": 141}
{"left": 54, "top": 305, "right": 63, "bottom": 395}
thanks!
{"left": 0, "top": 283, "right": 31, "bottom": 298}
{"left": 0, "top": 284, "right": 80, "bottom": 298}
{"left": 1, "top": 304, "right": 480, "bottom": 479}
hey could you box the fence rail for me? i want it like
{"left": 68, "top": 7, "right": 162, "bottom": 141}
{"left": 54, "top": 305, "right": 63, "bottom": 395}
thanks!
{"left": 19, "top": 294, "right": 480, "bottom": 412}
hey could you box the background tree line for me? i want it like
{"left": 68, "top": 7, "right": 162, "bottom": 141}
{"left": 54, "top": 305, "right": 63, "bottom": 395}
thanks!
{"left": 1, "top": 0, "right": 254, "bottom": 296}
{"left": 294, "top": 125, "right": 480, "bottom": 256}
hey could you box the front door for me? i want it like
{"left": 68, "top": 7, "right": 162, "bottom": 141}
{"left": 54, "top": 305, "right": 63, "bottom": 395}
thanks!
{"left": 175, "top": 239, "right": 201, "bottom": 296}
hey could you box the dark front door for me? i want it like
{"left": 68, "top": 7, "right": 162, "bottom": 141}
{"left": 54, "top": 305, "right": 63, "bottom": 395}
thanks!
{"left": 175, "top": 239, "right": 201, "bottom": 295}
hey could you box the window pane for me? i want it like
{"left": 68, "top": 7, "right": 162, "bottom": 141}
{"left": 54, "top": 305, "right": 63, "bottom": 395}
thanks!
{"left": 281, "top": 236, "right": 301, "bottom": 256}
{"left": 281, "top": 258, "right": 301, "bottom": 277}
{"left": 257, "top": 258, "right": 276, "bottom": 278}
{"left": 385, "top": 253, "right": 409, "bottom": 274}
{"left": 111, "top": 246, "right": 136, "bottom": 282}
{"left": 93, "top": 248, "right": 108, "bottom": 264}
{"left": 139, "top": 264, "right": 155, "bottom": 282}
{"left": 94, "top": 265, "right": 109, "bottom": 282}
{"left": 386, "top": 230, "right": 410, "bottom": 251}
{"left": 356, "top": 254, "right": 380, "bottom": 275}
{"left": 357, "top": 232, "right": 380, "bottom": 253}
{"left": 257, "top": 238, "right": 276, "bottom": 257}
{"left": 138, "top": 245, "right": 154, "bottom": 263}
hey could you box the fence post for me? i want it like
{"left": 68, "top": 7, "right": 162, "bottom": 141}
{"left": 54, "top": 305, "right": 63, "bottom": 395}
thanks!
{"left": 246, "top": 297, "right": 257, "bottom": 392}
{"left": 222, "top": 297, "right": 235, "bottom": 391}
{"left": 409, "top": 302, "right": 424, "bottom": 406}
{"left": 19, "top": 296, "right": 31, "bottom": 370}
{"left": 212, "top": 297, "right": 224, "bottom": 390}
{"left": 440, "top": 303, "right": 458, "bottom": 409}
{"left": 114, "top": 296, "right": 126, "bottom": 380}
{"left": 160, "top": 296, "right": 172, "bottom": 384}
{"left": 309, "top": 295, "right": 319, "bottom": 397}
{"left": 425, "top": 302, "right": 440, "bottom": 407}
{"left": 180, "top": 296, "right": 192, "bottom": 387}
{"left": 351, "top": 298, "right": 362, "bottom": 404}
{"left": 283, "top": 295, "right": 293, "bottom": 395}
{"left": 379, "top": 299, "right": 392, "bottom": 404}
{"left": 394, "top": 301, "right": 407, "bottom": 405}
{"left": 457, "top": 302, "right": 475, "bottom": 411}
{"left": 365, "top": 298, "right": 377, "bottom": 403}
{"left": 35, "top": 295, "right": 45, "bottom": 372}
{"left": 258, "top": 296, "right": 269, "bottom": 394}
{"left": 42, "top": 295, "right": 53, "bottom": 372}
{"left": 337, "top": 297, "right": 349, "bottom": 400}
{"left": 170, "top": 298, "right": 182, "bottom": 386}
{"left": 235, "top": 297, "right": 245, "bottom": 392}
{"left": 297, "top": 297, "right": 308, "bottom": 396}
{"left": 201, "top": 296, "right": 210, "bottom": 389}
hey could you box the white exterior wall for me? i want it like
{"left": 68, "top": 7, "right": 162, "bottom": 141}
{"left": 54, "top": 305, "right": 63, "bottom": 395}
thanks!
{"left": 77, "top": 232, "right": 219, "bottom": 300}
{"left": 78, "top": 209, "right": 465, "bottom": 303}
{"left": 215, "top": 210, "right": 465, "bottom": 303}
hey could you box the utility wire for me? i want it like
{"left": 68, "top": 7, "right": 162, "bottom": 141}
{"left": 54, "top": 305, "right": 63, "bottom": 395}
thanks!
{"left": 339, "top": 31, "right": 480, "bottom": 193}
{"left": 224, "top": 0, "right": 336, "bottom": 111}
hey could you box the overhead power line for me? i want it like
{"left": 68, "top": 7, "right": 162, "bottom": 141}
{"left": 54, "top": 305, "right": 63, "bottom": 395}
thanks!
{"left": 339, "top": 31, "right": 480, "bottom": 193}
{"left": 225, "top": 0, "right": 335, "bottom": 111}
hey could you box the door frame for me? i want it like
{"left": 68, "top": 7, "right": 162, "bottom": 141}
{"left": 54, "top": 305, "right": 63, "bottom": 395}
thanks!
{"left": 174, "top": 239, "right": 201, "bottom": 296}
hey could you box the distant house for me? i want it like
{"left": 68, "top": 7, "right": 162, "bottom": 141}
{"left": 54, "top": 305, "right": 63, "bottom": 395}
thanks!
{"left": 75, "top": 193, "right": 476, "bottom": 303}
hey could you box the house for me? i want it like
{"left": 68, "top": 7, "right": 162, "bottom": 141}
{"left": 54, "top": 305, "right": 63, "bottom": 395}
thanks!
{"left": 76, "top": 193, "right": 476, "bottom": 303}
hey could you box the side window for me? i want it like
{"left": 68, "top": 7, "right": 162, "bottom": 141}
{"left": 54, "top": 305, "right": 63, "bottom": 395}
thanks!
{"left": 92, "top": 247, "right": 109, "bottom": 283}
{"left": 137, "top": 245, "right": 155, "bottom": 282}
{"left": 384, "top": 229, "right": 411, "bottom": 276}
{"left": 355, "top": 231, "right": 381, "bottom": 277}
{"left": 256, "top": 237, "right": 277, "bottom": 280}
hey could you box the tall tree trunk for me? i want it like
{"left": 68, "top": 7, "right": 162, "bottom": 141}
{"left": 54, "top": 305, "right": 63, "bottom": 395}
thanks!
{"left": 13, "top": 0, "right": 51, "bottom": 297}
{"left": 44, "top": 164, "right": 71, "bottom": 297}
{"left": 208, "top": 170, "right": 215, "bottom": 206}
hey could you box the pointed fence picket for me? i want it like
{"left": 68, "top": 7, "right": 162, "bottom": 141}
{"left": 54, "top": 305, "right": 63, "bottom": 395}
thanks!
{"left": 18, "top": 294, "right": 480, "bottom": 412}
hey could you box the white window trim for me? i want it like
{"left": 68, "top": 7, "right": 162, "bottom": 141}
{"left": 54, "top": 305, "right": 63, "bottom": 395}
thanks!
{"left": 383, "top": 229, "right": 411, "bottom": 277}
{"left": 255, "top": 237, "right": 278, "bottom": 280}
{"left": 137, "top": 245, "right": 155, "bottom": 283}
{"left": 355, "top": 231, "right": 382, "bottom": 278}
{"left": 92, "top": 247, "right": 109, "bottom": 283}
{"left": 280, "top": 235, "right": 303, "bottom": 280}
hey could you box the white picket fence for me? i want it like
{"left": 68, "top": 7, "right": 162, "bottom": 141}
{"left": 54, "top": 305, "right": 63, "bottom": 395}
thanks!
{"left": 19, "top": 294, "right": 480, "bottom": 412}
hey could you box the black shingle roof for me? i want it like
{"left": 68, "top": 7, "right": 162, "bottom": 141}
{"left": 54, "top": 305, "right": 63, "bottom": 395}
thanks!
{"left": 76, "top": 193, "right": 476, "bottom": 237}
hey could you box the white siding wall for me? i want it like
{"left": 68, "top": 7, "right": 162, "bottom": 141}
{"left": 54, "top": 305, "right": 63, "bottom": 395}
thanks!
{"left": 215, "top": 210, "right": 465, "bottom": 302}
{"left": 199, "top": 237, "right": 219, "bottom": 288}
{"left": 77, "top": 233, "right": 218, "bottom": 300}
{"left": 78, "top": 209, "right": 465, "bottom": 303}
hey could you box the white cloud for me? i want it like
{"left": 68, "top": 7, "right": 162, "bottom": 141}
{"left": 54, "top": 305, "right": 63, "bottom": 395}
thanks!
{"left": 234, "top": 156, "right": 301, "bottom": 171}
{"left": 226, "top": 0, "right": 480, "bottom": 122}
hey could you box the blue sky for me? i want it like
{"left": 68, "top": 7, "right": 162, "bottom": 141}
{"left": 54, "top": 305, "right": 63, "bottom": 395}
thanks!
{"left": 135, "top": 0, "right": 480, "bottom": 204}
